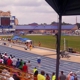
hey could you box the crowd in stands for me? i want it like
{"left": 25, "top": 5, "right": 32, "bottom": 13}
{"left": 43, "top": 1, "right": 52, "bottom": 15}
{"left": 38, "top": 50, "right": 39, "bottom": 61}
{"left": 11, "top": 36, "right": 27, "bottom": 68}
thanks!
{"left": 0, "top": 52, "right": 78, "bottom": 80}
{"left": 0, "top": 52, "right": 29, "bottom": 73}
{"left": 0, "top": 52, "right": 31, "bottom": 80}
{"left": 33, "top": 70, "right": 78, "bottom": 80}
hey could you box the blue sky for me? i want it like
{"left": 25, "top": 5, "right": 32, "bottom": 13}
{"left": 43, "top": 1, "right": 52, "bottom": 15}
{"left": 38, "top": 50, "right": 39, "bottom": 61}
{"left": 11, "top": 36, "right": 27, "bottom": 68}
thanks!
{"left": 0, "top": 0, "right": 80, "bottom": 24}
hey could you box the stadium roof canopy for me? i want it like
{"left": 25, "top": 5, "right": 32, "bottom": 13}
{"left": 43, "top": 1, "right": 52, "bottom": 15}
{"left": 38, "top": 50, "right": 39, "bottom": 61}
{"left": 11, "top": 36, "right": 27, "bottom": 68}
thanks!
{"left": 46, "top": 0, "right": 80, "bottom": 15}
{"left": 45, "top": 0, "right": 80, "bottom": 80}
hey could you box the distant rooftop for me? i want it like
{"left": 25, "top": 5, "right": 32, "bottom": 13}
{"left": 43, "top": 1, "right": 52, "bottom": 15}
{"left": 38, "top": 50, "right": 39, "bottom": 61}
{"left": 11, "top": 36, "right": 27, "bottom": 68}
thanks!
{"left": 15, "top": 25, "right": 76, "bottom": 30}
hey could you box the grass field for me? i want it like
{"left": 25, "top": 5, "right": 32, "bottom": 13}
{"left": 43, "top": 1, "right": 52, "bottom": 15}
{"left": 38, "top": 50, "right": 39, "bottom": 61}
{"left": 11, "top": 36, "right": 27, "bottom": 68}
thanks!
{"left": 1, "top": 35, "right": 80, "bottom": 52}
{"left": 21, "top": 35, "right": 80, "bottom": 52}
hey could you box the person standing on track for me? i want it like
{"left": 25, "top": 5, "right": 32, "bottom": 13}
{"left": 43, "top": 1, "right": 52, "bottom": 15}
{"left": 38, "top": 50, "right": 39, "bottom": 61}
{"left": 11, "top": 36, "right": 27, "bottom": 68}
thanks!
{"left": 37, "top": 57, "right": 41, "bottom": 67}
{"left": 39, "top": 41, "right": 41, "bottom": 47}
{"left": 30, "top": 44, "right": 32, "bottom": 51}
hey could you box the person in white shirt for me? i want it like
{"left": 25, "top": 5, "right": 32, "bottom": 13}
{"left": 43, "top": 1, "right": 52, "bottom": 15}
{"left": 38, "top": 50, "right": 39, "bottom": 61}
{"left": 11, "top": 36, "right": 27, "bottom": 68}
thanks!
{"left": 27, "top": 60, "right": 31, "bottom": 73}
{"left": 12, "top": 56, "right": 17, "bottom": 67}
{"left": 4, "top": 53, "right": 8, "bottom": 59}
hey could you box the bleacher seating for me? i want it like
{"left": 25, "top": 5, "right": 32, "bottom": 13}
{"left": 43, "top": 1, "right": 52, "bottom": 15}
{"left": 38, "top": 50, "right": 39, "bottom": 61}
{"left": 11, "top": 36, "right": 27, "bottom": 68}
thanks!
{"left": 0, "top": 64, "right": 33, "bottom": 80}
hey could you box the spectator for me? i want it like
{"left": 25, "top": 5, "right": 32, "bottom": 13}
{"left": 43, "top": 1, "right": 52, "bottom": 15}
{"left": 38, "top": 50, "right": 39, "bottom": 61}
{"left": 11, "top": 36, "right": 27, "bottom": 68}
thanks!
{"left": 67, "top": 72, "right": 73, "bottom": 80}
{"left": 12, "top": 56, "right": 17, "bottom": 67}
{"left": 13, "top": 74, "right": 20, "bottom": 80}
{"left": 70, "top": 72, "right": 74, "bottom": 80}
{"left": 4, "top": 52, "right": 8, "bottom": 59}
{"left": 74, "top": 73, "right": 78, "bottom": 80}
{"left": 59, "top": 71, "right": 66, "bottom": 80}
{"left": 22, "top": 62, "right": 28, "bottom": 73}
{"left": 46, "top": 73, "right": 50, "bottom": 80}
{"left": 7, "top": 57, "right": 12, "bottom": 66}
{"left": 10, "top": 54, "right": 13, "bottom": 59}
{"left": 27, "top": 60, "right": 31, "bottom": 67}
{"left": 16, "top": 59, "right": 20, "bottom": 68}
{"left": 38, "top": 70, "right": 45, "bottom": 80}
{"left": 33, "top": 67, "right": 38, "bottom": 74}
{"left": 19, "top": 59, "right": 24, "bottom": 70}
{"left": 27, "top": 60, "right": 31, "bottom": 73}
{"left": 34, "top": 71, "right": 38, "bottom": 80}
{"left": 0, "top": 56, "right": 4, "bottom": 64}
{"left": 3, "top": 54, "right": 8, "bottom": 65}
{"left": 52, "top": 72, "right": 56, "bottom": 80}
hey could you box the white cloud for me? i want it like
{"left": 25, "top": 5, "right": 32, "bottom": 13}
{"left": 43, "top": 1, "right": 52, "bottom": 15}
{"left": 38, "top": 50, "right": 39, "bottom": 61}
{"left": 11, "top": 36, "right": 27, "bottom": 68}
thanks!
{"left": 0, "top": 0, "right": 42, "bottom": 7}
{"left": 0, "top": 0, "right": 79, "bottom": 24}
{"left": 0, "top": 0, "right": 14, "bottom": 6}
{"left": 14, "top": 0, "right": 42, "bottom": 7}
{"left": 62, "top": 16, "right": 77, "bottom": 24}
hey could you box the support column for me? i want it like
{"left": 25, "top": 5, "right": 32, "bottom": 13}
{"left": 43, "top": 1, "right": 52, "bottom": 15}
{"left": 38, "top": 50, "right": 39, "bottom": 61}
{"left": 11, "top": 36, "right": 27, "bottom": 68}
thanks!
{"left": 56, "top": 15, "right": 62, "bottom": 80}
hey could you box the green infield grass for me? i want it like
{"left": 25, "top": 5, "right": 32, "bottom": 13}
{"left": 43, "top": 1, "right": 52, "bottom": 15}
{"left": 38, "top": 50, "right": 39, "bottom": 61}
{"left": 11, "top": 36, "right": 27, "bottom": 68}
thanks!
{"left": 22, "top": 35, "right": 80, "bottom": 52}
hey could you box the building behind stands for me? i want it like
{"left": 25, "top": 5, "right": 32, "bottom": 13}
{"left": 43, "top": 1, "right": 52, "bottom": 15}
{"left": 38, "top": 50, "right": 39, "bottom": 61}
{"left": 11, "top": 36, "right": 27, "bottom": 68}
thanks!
{"left": 15, "top": 25, "right": 78, "bottom": 34}
{"left": 0, "top": 10, "right": 18, "bottom": 33}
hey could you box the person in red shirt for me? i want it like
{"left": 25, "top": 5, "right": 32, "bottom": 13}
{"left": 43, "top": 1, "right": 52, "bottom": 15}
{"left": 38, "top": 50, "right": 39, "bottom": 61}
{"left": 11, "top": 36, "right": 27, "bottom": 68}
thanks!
{"left": 46, "top": 73, "right": 50, "bottom": 80}
{"left": 7, "top": 57, "right": 12, "bottom": 66}
{"left": 22, "top": 62, "right": 28, "bottom": 73}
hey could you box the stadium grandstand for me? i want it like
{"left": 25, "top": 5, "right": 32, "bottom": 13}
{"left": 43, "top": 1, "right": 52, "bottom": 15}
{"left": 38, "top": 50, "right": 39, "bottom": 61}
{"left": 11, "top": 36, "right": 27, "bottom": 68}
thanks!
{"left": 15, "top": 25, "right": 78, "bottom": 34}
{"left": 0, "top": 11, "right": 18, "bottom": 34}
